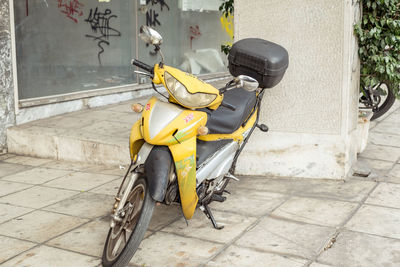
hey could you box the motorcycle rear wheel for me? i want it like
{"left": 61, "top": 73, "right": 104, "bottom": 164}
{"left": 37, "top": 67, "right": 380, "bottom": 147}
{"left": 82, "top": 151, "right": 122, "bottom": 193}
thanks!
{"left": 102, "top": 177, "right": 155, "bottom": 267}
{"left": 370, "top": 85, "right": 395, "bottom": 120}
{"left": 360, "top": 82, "right": 396, "bottom": 121}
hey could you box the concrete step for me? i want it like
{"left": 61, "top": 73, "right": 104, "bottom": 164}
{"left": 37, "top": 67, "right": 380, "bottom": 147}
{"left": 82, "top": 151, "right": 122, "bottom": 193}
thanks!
{"left": 7, "top": 98, "right": 146, "bottom": 166}
{"left": 7, "top": 79, "right": 230, "bottom": 166}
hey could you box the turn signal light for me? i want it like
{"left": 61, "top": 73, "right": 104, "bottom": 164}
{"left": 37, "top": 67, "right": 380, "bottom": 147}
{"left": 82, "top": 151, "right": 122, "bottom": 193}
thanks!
{"left": 197, "top": 126, "right": 209, "bottom": 136}
{"left": 131, "top": 103, "right": 144, "bottom": 113}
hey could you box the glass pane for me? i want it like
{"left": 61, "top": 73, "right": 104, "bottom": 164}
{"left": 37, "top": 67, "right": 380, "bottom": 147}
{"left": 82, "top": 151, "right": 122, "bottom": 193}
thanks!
{"left": 137, "top": 0, "right": 232, "bottom": 76}
{"left": 14, "top": 0, "right": 137, "bottom": 99}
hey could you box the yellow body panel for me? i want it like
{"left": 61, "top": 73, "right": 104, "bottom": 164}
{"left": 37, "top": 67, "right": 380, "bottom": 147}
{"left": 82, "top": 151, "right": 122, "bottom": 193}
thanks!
{"left": 142, "top": 97, "right": 207, "bottom": 146}
{"left": 129, "top": 120, "right": 144, "bottom": 160}
{"left": 152, "top": 64, "right": 223, "bottom": 110}
{"left": 198, "top": 108, "right": 258, "bottom": 143}
{"left": 169, "top": 136, "right": 198, "bottom": 219}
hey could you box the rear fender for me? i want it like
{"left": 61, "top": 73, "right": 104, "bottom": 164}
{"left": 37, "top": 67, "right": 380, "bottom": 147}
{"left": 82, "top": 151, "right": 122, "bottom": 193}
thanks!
{"left": 144, "top": 146, "right": 173, "bottom": 202}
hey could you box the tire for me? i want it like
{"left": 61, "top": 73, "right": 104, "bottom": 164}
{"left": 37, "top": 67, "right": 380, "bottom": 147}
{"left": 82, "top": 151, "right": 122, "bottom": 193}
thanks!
{"left": 371, "top": 86, "right": 396, "bottom": 120}
{"left": 102, "top": 177, "right": 155, "bottom": 267}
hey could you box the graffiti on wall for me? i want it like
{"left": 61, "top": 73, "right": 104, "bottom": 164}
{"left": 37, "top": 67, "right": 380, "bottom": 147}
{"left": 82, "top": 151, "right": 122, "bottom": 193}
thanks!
{"left": 85, "top": 7, "right": 121, "bottom": 65}
{"left": 189, "top": 25, "right": 201, "bottom": 49}
{"left": 56, "top": 0, "right": 84, "bottom": 23}
{"left": 145, "top": 0, "right": 169, "bottom": 27}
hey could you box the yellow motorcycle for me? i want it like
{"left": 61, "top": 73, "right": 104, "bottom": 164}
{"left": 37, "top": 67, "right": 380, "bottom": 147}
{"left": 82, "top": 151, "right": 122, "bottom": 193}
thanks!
{"left": 102, "top": 26, "right": 288, "bottom": 267}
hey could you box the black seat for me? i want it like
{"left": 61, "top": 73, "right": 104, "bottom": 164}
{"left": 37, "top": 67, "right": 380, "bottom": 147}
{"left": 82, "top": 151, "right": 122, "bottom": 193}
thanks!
{"left": 200, "top": 88, "right": 257, "bottom": 134}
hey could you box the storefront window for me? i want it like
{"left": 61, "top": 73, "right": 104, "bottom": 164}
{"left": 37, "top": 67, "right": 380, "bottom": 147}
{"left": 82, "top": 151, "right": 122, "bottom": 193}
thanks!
{"left": 13, "top": 0, "right": 232, "bottom": 100}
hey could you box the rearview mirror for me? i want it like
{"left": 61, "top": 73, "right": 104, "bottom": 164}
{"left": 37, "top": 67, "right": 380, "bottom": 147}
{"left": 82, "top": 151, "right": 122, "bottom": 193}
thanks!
{"left": 235, "top": 75, "right": 259, "bottom": 91}
{"left": 139, "top": 25, "right": 163, "bottom": 46}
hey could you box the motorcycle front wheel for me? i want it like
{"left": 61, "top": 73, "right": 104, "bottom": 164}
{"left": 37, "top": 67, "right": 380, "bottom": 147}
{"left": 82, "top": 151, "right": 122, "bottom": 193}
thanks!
{"left": 102, "top": 177, "right": 155, "bottom": 267}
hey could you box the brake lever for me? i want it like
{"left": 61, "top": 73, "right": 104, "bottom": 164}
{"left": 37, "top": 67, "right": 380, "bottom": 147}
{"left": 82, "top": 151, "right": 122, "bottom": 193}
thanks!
{"left": 134, "top": 70, "right": 153, "bottom": 78}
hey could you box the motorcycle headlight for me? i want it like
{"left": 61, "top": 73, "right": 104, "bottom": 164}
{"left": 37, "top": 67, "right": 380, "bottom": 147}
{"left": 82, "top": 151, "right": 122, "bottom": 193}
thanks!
{"left": 164, "top": 72, "right": 217, "bottom": 108}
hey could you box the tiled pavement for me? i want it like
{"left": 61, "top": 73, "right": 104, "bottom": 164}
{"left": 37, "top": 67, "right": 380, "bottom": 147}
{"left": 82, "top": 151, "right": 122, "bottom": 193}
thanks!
{"left": 1, "top": 105, "right": 400, "bottom": 266}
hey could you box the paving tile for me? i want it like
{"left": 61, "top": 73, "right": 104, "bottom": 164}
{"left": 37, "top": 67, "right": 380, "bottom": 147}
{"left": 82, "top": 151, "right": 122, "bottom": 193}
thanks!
{"left": 0, "top": 236, "right": 36, "bottom": 264}
{"left": 105, "top": 102, "right": 144, "bottom": 113}
{"left": 372, "top": 121, "right": 400, "bottom": 136}
{"left": 2, "top": 156, "right": 53, "bottom": 166}
{"left": 162, "top": 210, "right": 256, "bottom": 244}
{"left": 43, "top": 192, "right": 114, "bottom": 219}
{"left": 80, "top": 120, "right": 131, "bottom": 136}
{"left": 318, "top": 230, "right": 400, "bottom": 267}
{"left": 345, "top": 205, "right": 400, "bottom": 239}
{"left": 0, "top": 162, "right": 31, "bottom": 178}
{"left": 383, "top": 111, "right": 400, "bottom": 123}
{"left": 206, "top": 245, "right": 307, "bottom": 267}
{"left": 1, "top": 167, "right": 71, "bottom": 185}
{"left": 365, "top": 182, "right": 400, "bottom": 209}
{"left": 83, "top": 164, "right": 128, "bottom": 176}
{"left": 387, "top": 164, "right": 400, "bottom": 183}
{"left": 0, "top": 210, "right": 88, "bottom": 243}
{"left": 0, "top": 186, "right": 78, "bottom": 209}
{"left": 359, "top": 144, "right": 400, "bottom": 162}
{"left": 0, "top": 180, "right": 32, "bottom": 197}
{"left": 357, "top": 158, "right": 396, "bottom": 171}
{"left": 368, "top": 132, "right": 400, "bottom": 148}
{"left": 309, "top": 263, "right": 332, "bottom": 267}
{"left": 235, "top": 217, "right": 335, "bottom": 259}
{"left": 149, "top": 204, "right": 181, "bottom": 231}
{"left": 272, "top": 196, "right": 358, "bottom": 227}
{"left": 1, "top": 245, "right": 100, "bottom": 267}
{"left": 43, "top": 172, "right": 117, "bottom": 191}
{"left": 130, "top": 232, "right": 223, "bottom": 267}
{"left": 31, "top": 115, "right": 97, "bottom": 129}
{"left": 210, "top": 188, "right": 287, "bottom": 217}
{"left": 0, "top": 154, "right": 16, "bottom": 161}
{"left": 61, "top": 129, "right": 127, "bottom": 147}
{"left": 89, "top": 177, "right": 122, "bottom": 195}
{"left": 72, "top": 110, "right": 135, "bottom": 124}
{"left": 111, "top": 112, "right": 142, "bottom": 125}
{"left": 47, "top": 219, "right": 109, "bottom": 257}
{"left": 229, "top": 177, "right": 375, "bottom": 202}
{"left": 104, "top": 104, "right": 132, "bottom": 114}
{"left": 0, "top": 203, "right": 33, "bottom": 224}
{"left": 40, "top": 160, "right": 95, "bottom": 171}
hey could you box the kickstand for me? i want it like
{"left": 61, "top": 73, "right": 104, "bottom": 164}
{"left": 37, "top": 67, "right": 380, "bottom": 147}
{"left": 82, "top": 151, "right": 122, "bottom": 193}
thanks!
{"left": 201, "top": 205, "right": 224, "bottom": 230}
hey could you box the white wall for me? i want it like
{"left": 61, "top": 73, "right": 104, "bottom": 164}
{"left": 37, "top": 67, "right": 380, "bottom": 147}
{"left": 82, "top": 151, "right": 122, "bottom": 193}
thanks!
{"left": 235, "top": 0, "right": 360, "bottom": 179}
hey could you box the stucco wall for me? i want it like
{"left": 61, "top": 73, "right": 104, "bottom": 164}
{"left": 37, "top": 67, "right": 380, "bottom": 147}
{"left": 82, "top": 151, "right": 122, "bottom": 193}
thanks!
{"left": 0, "top": 0, "right": 16, "bottom": 152}
{"left": 235, "top": 0, "right": 360, "bottom": 178}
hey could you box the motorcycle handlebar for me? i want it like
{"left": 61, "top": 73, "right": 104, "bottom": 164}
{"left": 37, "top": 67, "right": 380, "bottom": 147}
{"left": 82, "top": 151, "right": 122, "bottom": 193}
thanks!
{"left": 131, "top": 59, "right": 153, "bottom": 74}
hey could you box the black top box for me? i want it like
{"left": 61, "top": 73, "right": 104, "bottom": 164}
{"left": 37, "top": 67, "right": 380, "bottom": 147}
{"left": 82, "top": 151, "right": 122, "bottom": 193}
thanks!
{"left": 228, "top": 38, "right": 289, "bottom": 88}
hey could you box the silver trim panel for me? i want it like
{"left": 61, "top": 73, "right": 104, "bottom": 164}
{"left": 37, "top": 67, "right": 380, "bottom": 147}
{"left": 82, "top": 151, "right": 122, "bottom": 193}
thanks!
{"left": 148, "top": 100, "right": 183, "bottom": 139}
{"left": 196, "top": 141, "right": 239, "bottom": 185}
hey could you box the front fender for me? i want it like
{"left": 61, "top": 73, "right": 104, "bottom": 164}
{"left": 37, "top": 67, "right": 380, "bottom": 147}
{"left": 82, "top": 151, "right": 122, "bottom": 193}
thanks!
{"left": 144, "top": 146, "right": 173, "bottom": 202}
{"left": 169, "top": 136, "right": 198, "bottom": 220}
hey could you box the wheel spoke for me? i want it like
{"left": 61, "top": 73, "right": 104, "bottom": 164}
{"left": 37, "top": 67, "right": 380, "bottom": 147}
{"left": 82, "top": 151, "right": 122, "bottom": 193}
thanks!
{"left": 111, "top": 232, "right": 124, "bottom": 257}
{"left": 123, "top": 229, "right": 127, "bottom": 244}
